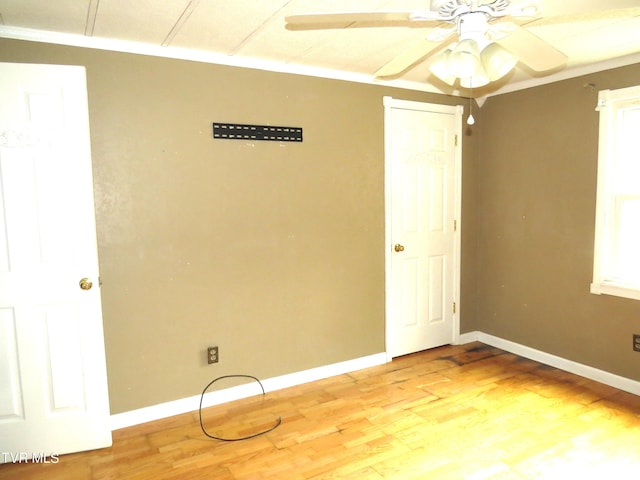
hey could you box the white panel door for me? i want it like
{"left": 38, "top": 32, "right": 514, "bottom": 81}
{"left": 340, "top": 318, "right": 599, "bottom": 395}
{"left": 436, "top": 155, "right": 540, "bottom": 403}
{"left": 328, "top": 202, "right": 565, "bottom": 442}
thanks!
{"left": 0, "top": 62, "right": 111, "bottom": 460}
{"left": 385, "top": 99, "right": 461, "bottom": 358}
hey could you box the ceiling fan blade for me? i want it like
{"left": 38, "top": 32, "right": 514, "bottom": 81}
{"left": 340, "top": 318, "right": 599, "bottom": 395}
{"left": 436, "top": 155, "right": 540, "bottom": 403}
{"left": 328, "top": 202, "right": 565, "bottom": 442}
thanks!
{"left": 486, "top": 0, "right": 541, "bottom": 19}
{"left": 285, "top": 11, "right": 443, "bottom": 30}
{"left": 495, "top": 24, "right": 567, "bottom": 72}
{"left": 525, "top": 6, "right": 640, "bottom": 27}
{"left": 375, "top": 32, "right": 454, "bottom": 78}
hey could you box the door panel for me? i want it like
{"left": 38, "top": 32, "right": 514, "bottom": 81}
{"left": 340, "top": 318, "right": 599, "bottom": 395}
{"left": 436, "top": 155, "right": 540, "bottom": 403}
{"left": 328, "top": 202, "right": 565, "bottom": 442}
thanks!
{"left": 0, "top": 62, "right": 111, "bottom": 460}
{"left": 0, "top": 307, "right": 23, "bottom": 421}
{"left": 428, "top": 254, "right": 445, "bottom": 324}
{"left": 45, "top": 305, "right": 86, "bottom": 412}
{"left": 400, "top": 258, "right": 419, "bottom": 327}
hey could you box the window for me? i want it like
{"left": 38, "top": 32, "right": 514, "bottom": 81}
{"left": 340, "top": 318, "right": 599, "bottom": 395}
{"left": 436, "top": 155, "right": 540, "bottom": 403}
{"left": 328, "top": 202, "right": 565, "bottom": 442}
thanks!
{"left": 591, "top": 85, "right": 640, "bottom": 300}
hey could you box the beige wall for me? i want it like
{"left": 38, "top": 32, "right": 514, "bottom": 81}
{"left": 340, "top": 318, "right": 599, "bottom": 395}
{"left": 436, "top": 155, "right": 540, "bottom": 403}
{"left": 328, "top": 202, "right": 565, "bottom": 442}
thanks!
{"left": 0, "top": 38, "right": 472, "bottom": 414}
{"left": 11, "top": 37, "right": 638, "bottom": 414}
{"left": 475, "top": 64, "right": 640, "bottom": 381}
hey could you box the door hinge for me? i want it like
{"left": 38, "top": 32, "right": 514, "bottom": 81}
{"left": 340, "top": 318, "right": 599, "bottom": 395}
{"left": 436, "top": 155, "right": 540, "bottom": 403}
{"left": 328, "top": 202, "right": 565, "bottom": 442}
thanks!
{"left": 452, "top": 302, "right": 456, "bottom": 314}
{"left": 454, "top": 219, "right": 457, "bottom": 232}
{"left": 454, "top": 134, "right": 458, "bottom": 146}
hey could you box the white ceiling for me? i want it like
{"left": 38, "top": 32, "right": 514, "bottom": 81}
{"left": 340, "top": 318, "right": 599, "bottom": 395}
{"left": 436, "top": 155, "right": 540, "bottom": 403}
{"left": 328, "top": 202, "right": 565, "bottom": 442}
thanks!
{"left": 1, "top": 0, "right": 639, "bottom": 97}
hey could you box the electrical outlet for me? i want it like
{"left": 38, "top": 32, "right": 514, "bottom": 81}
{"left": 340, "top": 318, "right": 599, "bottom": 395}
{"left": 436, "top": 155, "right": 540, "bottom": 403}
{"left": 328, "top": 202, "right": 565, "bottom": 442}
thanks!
{"left": 207, "top": 346, "right": 219, "bottom": 364}
{"left": 633, "top": 334, "right": 640, "bottom": 352}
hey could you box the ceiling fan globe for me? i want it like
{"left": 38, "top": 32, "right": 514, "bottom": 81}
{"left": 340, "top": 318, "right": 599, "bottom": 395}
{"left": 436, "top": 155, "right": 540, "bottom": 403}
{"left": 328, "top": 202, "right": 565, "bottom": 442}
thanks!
{"left": 449, "top": 38, "right": 482, "bottom": 78}
{"left": 428, "top": 49, "right": 457, "bottom": 86}
{"left": 481, "top": 43, "right": 518, "bottom": 81}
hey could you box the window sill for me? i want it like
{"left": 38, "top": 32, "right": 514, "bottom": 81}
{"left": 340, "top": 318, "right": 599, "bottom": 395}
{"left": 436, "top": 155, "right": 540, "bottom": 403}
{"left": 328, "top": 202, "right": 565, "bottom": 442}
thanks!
{"left": 590, "top": 282, "right": 640, "bottom": 301}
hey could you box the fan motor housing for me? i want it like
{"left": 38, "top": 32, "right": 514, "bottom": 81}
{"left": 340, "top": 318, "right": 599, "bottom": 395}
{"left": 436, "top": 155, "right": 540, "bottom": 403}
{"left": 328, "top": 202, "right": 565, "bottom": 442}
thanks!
{"left": 433, "top": 0, "right": 511, "bottom": 19}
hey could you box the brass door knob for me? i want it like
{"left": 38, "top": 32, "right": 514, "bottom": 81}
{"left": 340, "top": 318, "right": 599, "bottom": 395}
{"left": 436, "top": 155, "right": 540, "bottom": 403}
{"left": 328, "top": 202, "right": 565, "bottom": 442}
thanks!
{"left": 394, "top": 244, "right": 405, "bottom": 252}
{"left": 79, "top": 278, "right": 93, "bottom": 290}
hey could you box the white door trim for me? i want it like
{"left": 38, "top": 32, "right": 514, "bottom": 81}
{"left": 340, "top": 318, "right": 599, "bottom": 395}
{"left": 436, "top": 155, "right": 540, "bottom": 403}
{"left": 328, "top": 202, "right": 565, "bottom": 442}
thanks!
{"left": 383, "top": 96, "right": 463, "bottom": 361}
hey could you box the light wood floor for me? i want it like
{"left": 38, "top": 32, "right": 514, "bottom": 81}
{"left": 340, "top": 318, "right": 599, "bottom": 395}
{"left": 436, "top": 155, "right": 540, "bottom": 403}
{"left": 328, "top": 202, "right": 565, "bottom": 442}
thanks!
{"left": 3, "top": 342, "right": 640, "bottom": 479}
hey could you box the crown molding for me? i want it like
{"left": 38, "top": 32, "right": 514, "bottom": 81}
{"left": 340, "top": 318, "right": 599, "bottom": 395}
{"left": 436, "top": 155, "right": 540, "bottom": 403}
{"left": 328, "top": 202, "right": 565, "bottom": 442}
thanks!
{"left": 1, "top": 25, "right": 639, "bottom": 98}
{"left": 0, "top": 25, "right": 447, "bottom": 95}
{"left": 486, "top": 52, "right": 640, "bottom": 98}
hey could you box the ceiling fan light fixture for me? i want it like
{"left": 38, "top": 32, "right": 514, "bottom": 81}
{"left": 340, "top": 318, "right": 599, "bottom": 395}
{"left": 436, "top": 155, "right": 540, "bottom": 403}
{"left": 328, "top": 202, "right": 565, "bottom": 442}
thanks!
{"left": 480, "top": 43, "right": 517, "bottom": 81}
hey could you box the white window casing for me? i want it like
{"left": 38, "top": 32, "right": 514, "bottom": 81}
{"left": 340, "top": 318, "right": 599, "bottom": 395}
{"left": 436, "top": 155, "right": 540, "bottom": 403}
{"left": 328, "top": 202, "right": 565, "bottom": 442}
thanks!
{"left": 591, "top": 85, "right": 640, "bottom": 300}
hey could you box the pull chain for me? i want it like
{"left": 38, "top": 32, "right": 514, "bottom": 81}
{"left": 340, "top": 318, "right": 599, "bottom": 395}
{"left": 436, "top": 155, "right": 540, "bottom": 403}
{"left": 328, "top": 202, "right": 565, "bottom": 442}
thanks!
{"left": 467, "top": 92, "right": 475, "bottom": 125}
{"left": 467, "top": 77, "right": 475, "bottom": 125}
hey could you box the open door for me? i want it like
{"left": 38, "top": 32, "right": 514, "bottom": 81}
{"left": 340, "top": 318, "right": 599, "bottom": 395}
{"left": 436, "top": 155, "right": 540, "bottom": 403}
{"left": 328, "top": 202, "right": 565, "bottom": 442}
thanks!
{"left": 0, "top": 62, "right": 111, "bottom": 460}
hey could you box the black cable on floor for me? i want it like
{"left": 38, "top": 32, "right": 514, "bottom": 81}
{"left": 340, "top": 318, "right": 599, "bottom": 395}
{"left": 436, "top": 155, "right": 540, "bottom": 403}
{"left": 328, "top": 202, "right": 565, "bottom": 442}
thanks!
{"left": 198, "top": 374, "right": 282, "bottom": 441}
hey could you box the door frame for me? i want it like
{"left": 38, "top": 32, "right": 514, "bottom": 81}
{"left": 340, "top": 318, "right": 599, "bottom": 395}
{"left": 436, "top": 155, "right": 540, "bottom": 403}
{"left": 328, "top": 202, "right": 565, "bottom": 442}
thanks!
{"left": 383, "top": 97, "right": 463, "bottom": 361}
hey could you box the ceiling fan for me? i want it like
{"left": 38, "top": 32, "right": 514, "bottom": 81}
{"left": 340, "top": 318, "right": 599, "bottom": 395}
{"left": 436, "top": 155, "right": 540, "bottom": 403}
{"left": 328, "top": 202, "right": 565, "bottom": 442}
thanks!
{"left": 285, "top": 0, "right": 568, "bottom": 89}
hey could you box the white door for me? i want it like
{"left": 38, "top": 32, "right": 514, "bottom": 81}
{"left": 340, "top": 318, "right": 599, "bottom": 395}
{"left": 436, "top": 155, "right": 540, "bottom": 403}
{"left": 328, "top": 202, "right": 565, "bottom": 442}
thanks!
{"left": 0, "top": 62, "right": 111, "bottom": 460}
{"left": 384, "top": 98, "right": 462, "bottom": 359}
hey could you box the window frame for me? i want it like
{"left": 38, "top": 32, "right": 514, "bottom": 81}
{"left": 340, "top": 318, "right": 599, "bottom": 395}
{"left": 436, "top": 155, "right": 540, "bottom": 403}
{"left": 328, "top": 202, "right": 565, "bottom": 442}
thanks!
{"left": 591, "top": 84, "right": 640, "bottom": 301}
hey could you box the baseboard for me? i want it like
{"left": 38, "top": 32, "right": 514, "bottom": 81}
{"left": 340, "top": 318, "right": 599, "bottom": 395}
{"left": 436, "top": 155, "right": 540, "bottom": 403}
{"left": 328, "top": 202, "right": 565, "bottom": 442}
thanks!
{"left": 111, "top": 333, "right": 640, "bottom": 431}
{"left": 458, "top": 330, "right": 640, "bottom": 397}
{"left": 456, "top": 331, "right": 480, "bottom": 345}
{"left": 110, "top": 352, "right": 388, "bottom": 431}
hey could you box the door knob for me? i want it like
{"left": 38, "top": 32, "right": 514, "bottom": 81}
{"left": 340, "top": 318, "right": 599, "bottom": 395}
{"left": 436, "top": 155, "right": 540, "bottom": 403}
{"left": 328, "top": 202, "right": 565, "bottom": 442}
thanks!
{"left": 79, "top": 278, "right": 93, "bottom": 290}
{"left": 394, "top": 244, "right": 405, "bottom": 252}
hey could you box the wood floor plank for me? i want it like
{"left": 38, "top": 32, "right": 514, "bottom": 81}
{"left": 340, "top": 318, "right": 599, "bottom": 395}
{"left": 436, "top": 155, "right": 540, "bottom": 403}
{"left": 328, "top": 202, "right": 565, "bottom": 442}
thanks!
{"left": 2, "top": 342, "right": 640, "bottom": 479}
